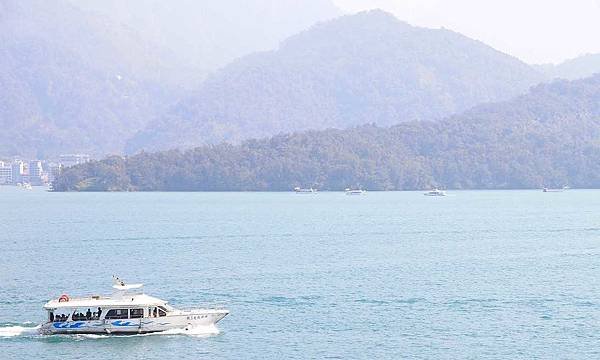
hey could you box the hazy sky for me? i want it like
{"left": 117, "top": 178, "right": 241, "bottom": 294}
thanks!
{"left": 333, "top": 0, "right": 600, "bottom": 64}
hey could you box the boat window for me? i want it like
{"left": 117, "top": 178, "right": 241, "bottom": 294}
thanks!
{"left": 72, "top": 310, "right": 87, "bottom": 321}
{"left": 105, "top": 309, "right": 129, "bottom": 319}
{"left": 53, "top": 312, "right": 70, "bottom": 322}
{"left": 130, "top": 308, "right": 144, "bottom": 318}
{"left": 158, "top": 308, "right": 167, "bottom": 317}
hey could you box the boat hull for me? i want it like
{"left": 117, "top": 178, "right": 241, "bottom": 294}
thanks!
{"left": 345, "top": 189, "right": 366, "bottom": 195}
{"left": 39, "top": 310, "right": 228, "bottom": 335}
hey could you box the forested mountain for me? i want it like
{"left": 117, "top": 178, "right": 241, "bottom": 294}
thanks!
{"left": 0, "top": 0, "right": 340, "bottom": 158}
{"left": 127, "top": 10, "right": 546, "bottom": 153}
{"left": 0, "top": 0, "right": 178, "bottom": 158}
{"left": 53, "top": 75, "right": 600, "bottom": 191}
{"left": 69, "top": 0, "right": 341, "bottom": 87}
{"left": 536, "top": 53, "right": 600, "bottom": 80}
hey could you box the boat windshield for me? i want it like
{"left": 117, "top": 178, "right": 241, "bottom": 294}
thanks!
{"left": 163, "top": 304, "right": 175, "bottom": 312}
{"left": 149, "top": 306, "right": 168, "bottom": 317}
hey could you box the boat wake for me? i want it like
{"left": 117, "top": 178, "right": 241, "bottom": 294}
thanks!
{"left": 158, "top": 324, "right": 220, "bottom": 337}
{"left": 0, "top": 322, "right": 219, "bottom": 339}
{"left": 0, "top": 323, "right": 41, "bottom": 337}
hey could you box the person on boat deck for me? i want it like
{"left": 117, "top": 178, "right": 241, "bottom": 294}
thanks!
{"left": 97, "top": 307, "right": 102, "bottom": 319}
{"left": 49, "top": 312, "right": 54, "bottom": 322}
{"left": 86, "top": 308, "right": 92, "bottom": 320}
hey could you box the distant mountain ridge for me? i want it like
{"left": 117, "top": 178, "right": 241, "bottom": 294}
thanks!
{"left": 536, "top": 53, "right": 600, "bottom": 80}
{"left": 0, "top": 0, "right": 175, "bottom": 158}
{"left": 53, "top": 74, "right": 600, "bottom": 191}
{"left": 0, "top": 0, "right": 342, "bottom": 158}
{"left": 69, "top": 0, "right": 342, "bottom": 87}
{"left": 127, "top": 10, "right": 546, "bottom": 153}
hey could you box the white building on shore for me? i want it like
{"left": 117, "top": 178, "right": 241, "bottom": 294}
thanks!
{"left": 59, "top": 154, "right": 90, "bottom": 168}
{"left": 0, "top": 161, "right": 12, "bottom": 184}
{"left": 11, "top": 160, "right": 24, "bottom": 184}
{"left": 0, "top": 155, "right": 90, "bottom": 186}
{"left": 48, "top": 163, "right": 63, "bottom": 183}
{"left": 28, "top": 160, "right": 46, "bottom": 185}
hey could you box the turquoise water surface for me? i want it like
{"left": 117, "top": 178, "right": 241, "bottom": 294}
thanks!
{"left": 1, "top": 187, "right": 600, "bottom": 359}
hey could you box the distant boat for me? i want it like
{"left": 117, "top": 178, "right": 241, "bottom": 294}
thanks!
{"left": 424, "top": 188, "right": 446, "bottom": 196}
{"left": 542, "top": 185, "right": 569, "bottom": 193}
{"left": 294, "top": 187, "right": 317, "bottom": 194}
{"left": 345, "top": 188, "right": 366, "bottom": 195}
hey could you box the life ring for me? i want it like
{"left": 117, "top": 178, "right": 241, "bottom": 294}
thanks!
{"left": 58, "top": 294, "right": 69, "bottom": 302}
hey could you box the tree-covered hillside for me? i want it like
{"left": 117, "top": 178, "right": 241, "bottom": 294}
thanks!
{"left": 537, "top": 53, "right": 600, "bottom": 80}
{"left": 0, "top": 0, "right": 177, "bottom": 158}
{"left": 127, "top": 10, "right": 545, "bottom": 153}
{"left": 0, "top": 0, "right": 340, "bottom": 158}
{"left": 53, "top": 75, "right": 600, "bottom": 191}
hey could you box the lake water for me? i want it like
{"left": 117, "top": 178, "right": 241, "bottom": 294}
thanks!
{"left": 1, "top": 187, "right": 600, "bottom": 359}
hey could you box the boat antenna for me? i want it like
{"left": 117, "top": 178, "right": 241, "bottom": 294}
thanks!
{"left": 112, "top": 275, "right": 125, "bottom": 287}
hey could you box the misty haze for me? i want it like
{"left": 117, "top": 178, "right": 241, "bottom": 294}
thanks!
{"left": 2, "top": 1, "right": 600, "bottom": 359}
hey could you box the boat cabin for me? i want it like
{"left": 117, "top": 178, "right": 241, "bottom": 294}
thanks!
{"left": 44, "top": 282, "right": 173, "bottom": 323}
{"left": 46, "top": 305, "right": 171, "bottom": 323}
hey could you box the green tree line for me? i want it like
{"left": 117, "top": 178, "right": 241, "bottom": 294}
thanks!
{"left": 53, "top": 75, "right": 600, "bottom": 191}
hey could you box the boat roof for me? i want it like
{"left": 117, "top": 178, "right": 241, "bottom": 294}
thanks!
{"left": 112, "top": 283, "right": 143, "bottom": 290}
{"left": 43, "top": 293, "right": 166, "bottom": 310}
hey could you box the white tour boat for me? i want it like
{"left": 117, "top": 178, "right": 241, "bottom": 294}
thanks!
{"left": 345, "top": 188, "right": 366, "bottom": 195}
{"left": 424, "top": 188, "right": 447, "bottom": 196}
{"left": 542, "top": 185, "right": 569, "bottom": 193}
{"left": 294, "top": 187, "right": 317, "bottom": 194}
{"left": 39, "top": 277, "right": 228, "bottom": 335}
